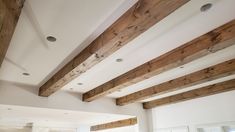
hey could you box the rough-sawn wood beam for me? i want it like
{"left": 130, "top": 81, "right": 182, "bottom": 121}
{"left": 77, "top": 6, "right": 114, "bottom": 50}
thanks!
{"left": 90, "top": 117, "right": 137, "bottom": 131}
{"left": 143, "top": 79, "right": 235, "bottom": 109}
{"left": 0, "top": 0, "right": 25, "bottom": 67}
{"left": 117, "top": 59, "right": 235, "bottom": 105}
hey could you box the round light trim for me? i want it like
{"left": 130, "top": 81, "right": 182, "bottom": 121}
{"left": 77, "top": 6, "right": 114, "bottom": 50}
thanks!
{"left": 46, "top": 36, "right": 57, "bottom": 42}
{"left": 200, "top": 3, "right": 212, "bottom": 12}
{"left": 116, "top": 58, "right": 123, "bottom": 62}
{"left": 22, "top": 73, "right": 30, "bottom": 76}
{"left": 77, "top": 83, "right": 83, "bottom": 85}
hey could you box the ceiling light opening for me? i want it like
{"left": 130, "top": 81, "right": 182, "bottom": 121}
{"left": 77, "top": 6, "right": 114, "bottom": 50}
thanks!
{"left": 200, "top": 3, "right": 212, "bottom": 12}
{"left": 22, "top": 73, "right": 30, "bottom": 76}
{"left": 77, "top": 83, "right": 83, "bottom": 85}
{"left": 116, "top": 58, "right": 123, "bottom": 62}
{"left": 46, "top": 36, "right": 57, "bottom": 42}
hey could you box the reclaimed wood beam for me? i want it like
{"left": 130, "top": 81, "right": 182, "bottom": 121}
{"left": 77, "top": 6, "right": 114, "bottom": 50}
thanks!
{"left": 39, "top": 0, "right": 189, "bottom": 97}
{"left": 117, "top": 59, "right": 235, "bottom": 105}
{"left": 90, "top": 117, "right": 137, "bottom": 131}
{"left": 83, "top": 19, "right": 235, "bottom": 102}
{"left": 143, "top": 79, "right": 235, "bottom": 109}
{"left": 0, "top": 0, "right": 24, "bottom": 67}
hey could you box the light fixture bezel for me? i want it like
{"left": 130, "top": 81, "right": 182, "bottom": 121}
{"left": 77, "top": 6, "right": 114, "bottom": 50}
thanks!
{"left": 77, "top": 83, "right": 83, "bottom": 85}
{"left": 46, "top": 36, "right": 57, "bottom": 42}
{"left": 116, "top": 58, "right": 123, "bottom": 62}
{"left": 200, "top": 3, "right": 212, "bottom": 12}
{"left": 22, "top": 73, "right": 30, "bottom": 76}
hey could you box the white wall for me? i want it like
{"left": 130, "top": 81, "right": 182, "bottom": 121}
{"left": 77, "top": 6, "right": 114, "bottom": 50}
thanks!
{"left": 152, "top": 91, "right": 235, "bottom": 132}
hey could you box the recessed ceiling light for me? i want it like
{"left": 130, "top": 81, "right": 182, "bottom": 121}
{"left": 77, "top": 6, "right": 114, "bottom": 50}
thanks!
{"left": 180, "top": 66, "right": 184, "bottom": 69}
{"left": 22, "top": 73, "right": 30, "bottom": 76}
{"left": 77, "top": 83, "right": 83, "bottom": 85}
{"left": 7, "top": 108, "right": 12, "bottom": 110}
{"left": 116, "top": 58, "right": 123, "bottom": 62}
{"left": 200, "top": 3, "right": 212, "bottom": 12}
{"left": 70, "top": 88, "right": 74, "bottom": 90}
{"left": 46, "top": 36, "right": 57, "bottom": 42}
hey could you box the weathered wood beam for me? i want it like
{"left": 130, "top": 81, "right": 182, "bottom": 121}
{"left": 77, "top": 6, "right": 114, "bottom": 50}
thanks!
{"left": 39, "top": 0, "right": 189, "bottom": 97}
{"left": 116, "top": 59, "right": 235, "bottom": 105}
{"left": 83, "top": 19, "right": 235, "bottom": 102}
{"left": 0, "top": 0, "right": 24, "bottom": 67}
{"left": 143, "top": 79, "right": 235, "bottom": 109}
{"left": 90, "top": 117, "right": 137, "bottom": 131}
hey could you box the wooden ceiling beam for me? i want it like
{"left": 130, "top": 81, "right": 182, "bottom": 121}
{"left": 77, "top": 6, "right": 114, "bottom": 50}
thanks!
{"left": 143, "top": 79, "right": 235, "bottom": 109}
{"left": 116, "top": 59, "right": 235, "bottom": 105}
{"left": 90, "top": 117, "right": 137, "bottom": 131}
{"left": 83, "top": 19, "right": 235, "bottom": 102}
{"left": 39, "top": 0, "right": 189, "bottom": 97}
{"left": 0, "top": 0, "right": 24, "bottom": 67}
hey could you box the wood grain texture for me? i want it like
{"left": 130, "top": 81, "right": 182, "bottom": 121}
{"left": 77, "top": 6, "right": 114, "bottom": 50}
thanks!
{"left": 0, "top": 0, "right": 24, "bottom": 67}
{"left": 143, "top": 79, "right": 235, "bottom": 109}
{"left": 83, "top": 19, "right": 235, "bottom": 102}
{"left": 90, "top": 117, "right": 137, "bottom": 131}
{"left": 117, "top": 59, "right": 235, "bottom": 105}
{"left": 39, "top": 0, "right": 189, "bottom": 97}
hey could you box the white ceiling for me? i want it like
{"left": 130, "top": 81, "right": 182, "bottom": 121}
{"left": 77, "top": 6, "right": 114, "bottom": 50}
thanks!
{"left": 0, "top": 0, "right": 235, "bottom": 103}
{"left": 0, "top": 104, "right": 133, "bottom": 128}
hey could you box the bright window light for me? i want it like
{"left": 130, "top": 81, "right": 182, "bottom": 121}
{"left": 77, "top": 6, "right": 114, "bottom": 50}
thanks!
{"left": 229, "top": 129, "right": 235, "bottom": 132}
